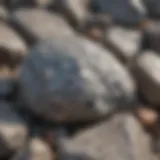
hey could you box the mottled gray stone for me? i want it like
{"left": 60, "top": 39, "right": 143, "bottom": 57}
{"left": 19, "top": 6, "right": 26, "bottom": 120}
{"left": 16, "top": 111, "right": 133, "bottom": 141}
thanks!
{"left": 105, "top": 26, "right": 142, "bottom": 63}
{"left": 0, "top": 101, "right": 28, "bottom": 157}
{"left": 133, "top": 51, "right": 160, "bottom": 105}
{"left": 91, "top": 0, "right": 146, "bottom": 26}
{"left": 58, "top": 113, "right": 156, "bottom": 160}
{"left": 10, "top": 9, "right": 74, "bottom": 45}
{"left": 19, "top": 34, "right": 136, "bottom": 123}
{"left": 0, "top": 21, "right": 27, "bottom": 67}
{"left": 0, "top": 5, "right": 8, "bottom": 22}
{"left": 12, "top": 138, "right": 54, "bottom": 160}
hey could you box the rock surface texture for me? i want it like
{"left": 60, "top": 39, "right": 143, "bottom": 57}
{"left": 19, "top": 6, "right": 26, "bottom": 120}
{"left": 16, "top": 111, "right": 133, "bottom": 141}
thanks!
{"left": 19, "top": 34, "right": 136, "bottom": 122}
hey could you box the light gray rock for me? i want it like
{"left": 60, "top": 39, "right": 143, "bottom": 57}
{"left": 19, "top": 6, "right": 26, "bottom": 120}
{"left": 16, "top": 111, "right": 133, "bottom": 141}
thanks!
{"left": 55, "top": 0, "right": 90, "bottom": 29}
{"left": 10, "top": 8, "right": 74, "bottom": 45}
{"left": 19, "top": 34, "right": 136, "bottom": 123}
{"left": 58, "top": 113, "right": 157, "bottom": 160}
{"left": 133, "top": 51, "right": 160, "bottom": 105}
{"left": 0, "top": 21, "right": 27, "bottom": 68}
{"left": 91, "top": 0, "right": 146, "bottom": 26}
{"left": 12, "top": 138, "right": 54, "bottom": 160}
{"left": 105, "top": 26, "right": 142, "bottom": 63}
{"left": 0, "top": 101, "right": 28, "bottom": 157}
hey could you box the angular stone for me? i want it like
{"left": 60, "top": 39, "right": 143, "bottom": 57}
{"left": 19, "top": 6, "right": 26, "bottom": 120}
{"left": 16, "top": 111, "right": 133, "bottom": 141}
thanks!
{"left": 133, "top": 51, "right": 160, "bottom": 105}
{"left": 0, "top": 21, "right": 27, "bottom": 68}
{"left": 105, "top": 26, "right": 142, "bottom": 63}
{"left": 0, "top": 101, "right": 28, "bottom": 157}
{"left": 91, "top": 0, "right": 146, "bottom": 26}
{"left": 10, "top": 8, "right": 74, "bottom": 45}
{"left": 55, "top": 0, "right": 90, "bottom": 29}
{"left": 12, "top": 138, "right": 54, "bottom": 160}
{"left": 58, "top": 113, "right": 156, "bottom": 160}
{"left": 19, "top": 34, "right": 136, "bottom": 123}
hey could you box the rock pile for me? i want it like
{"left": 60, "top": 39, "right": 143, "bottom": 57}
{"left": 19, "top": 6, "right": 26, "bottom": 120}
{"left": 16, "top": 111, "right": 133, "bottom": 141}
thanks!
{"left": 0, "top": 0, "right": 160, "bottom": 159}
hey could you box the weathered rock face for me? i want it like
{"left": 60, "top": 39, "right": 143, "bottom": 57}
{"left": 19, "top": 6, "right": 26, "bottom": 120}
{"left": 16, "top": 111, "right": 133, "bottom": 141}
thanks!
{"left": 91, "top": 0, "right": 146, "bottom": 26}
{"left": 143, "top": 22, "right": 160, "bottom": 52}
{"left": 58, "top": 113, "right": 156, "bottom": 160}
{"left": 105, "top": 26, "right": 142, "bottom": 63}
{"left": 0, "top": 101, "right": 28, "bottom": 157}
{"left": 10, "top": 8, "right": 74, "bottom": 45}
{"left": 12, "top": 138, "right": 54, "bottom": 160}
{"left": 18, "top": 34, "right": 136, "bottom": 123}
{"left": 0, "top": 21, "right": 27, "bottom": 68}
{"left": 55, "top": 0, "right": 90, "bottom": 29}
{"left": 132, "top": 51, "right": 160, "bottom": 105}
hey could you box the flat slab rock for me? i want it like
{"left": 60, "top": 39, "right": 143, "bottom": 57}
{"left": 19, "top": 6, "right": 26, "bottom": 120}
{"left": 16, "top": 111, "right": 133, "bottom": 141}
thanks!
{"left": 12, "top": 138, "right": 54, "bottom": 160}
{"left": 133, "top": 51, "right": 160, "bottom": 105}
{"left": 0, "top": 101, "right": 28, "bottom": 157}
{"left": 105, "top": 26, "right": 142, "bottom": 63}
{"left": 91, "top": 0, "right": 146, "bottom": 26}
{"left": 0, "top": 21, "right": 27, "bottom": 67}
{"left": 58, "top": 113, "right": 156, "bottom": 160}
{"left": 10, "top": 8, "right": 74, "bottom": 45}
{"left": 19, "top": 34, "right": 136, "bottom": 123}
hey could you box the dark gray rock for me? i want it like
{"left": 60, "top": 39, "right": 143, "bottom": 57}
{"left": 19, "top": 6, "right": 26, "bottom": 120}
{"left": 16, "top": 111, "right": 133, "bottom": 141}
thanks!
{"left": 0, "top": 101, "right": 28, "bottom": 157}
{"left": 58, "top": 113, "right": 156, "bottom": 160}
{"left": 0, "top": 21, "right": 27, "bottom": 68}
{"left": 105, "top": 26, "right": 142, "bottom": 63}
{"left": 142, "top": 22, "right": 160, "bottom": 53}
{"left": 12, "top": 138, "right": 54, "bottom": 160}
{"left": 19, "top": 34, "right": 136, "bottom": 123}
{"left": 91, "top": 0, "right": 146, "bottom": 26}
{"left": 133, "top": 51, "right": 160, "bottom": 105}
{"left": 143, "top": 0, "right": 160, "bottom": 18}
{"left": 10, "top": 8, "right": 74, "bottom": 45}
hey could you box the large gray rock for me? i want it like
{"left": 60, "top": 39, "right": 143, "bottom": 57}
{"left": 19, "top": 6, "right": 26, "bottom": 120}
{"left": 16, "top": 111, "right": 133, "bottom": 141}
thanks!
{"left": 58, "top": 113, "right": 156, "bottom": 160}
{"left": 12, "top": 138, "right": 54, "bottom": 160}
{"left": 133, "top": 51, "right": 160, "bottom": 105}
{"left": 105, "top": 26, "right": 142, "bottom": 63}
{"left": 0, "top": 101, "right": 28, "bottom": 157}
{"left": 55, "top": 0, "right": 90, "bottom": 29}
{"left": 10, "top": 9, "right": 74, "bottom": 45}
{"left": 91, "top": 0, "right": 146, "bottom": 26}
{"left": 19, "top": 34, "right": 136, "bottom": 123}
{"left": 0, "top": 21, "right": 27, "bottom": 68}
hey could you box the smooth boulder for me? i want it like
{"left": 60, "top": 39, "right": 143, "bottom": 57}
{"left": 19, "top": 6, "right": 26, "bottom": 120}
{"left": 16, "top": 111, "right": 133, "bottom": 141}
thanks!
{"left": 10, "top": 8, "right": 74, "bottom": 45}
{"left": 133, "top": 51, "right": 160, "bottom": 105}
{"left": 58, "top": 113, "right": 156, "bottom": 160}
{"left": 91, "top": 0, "right": 146, "bottom": 26}
{"left": 0, "top": 21, "right": 27, "bottom": 67}
{"left": 105, "top": 26, "right": 142, "bottom": 63}
{"left": 19, "top": 34, "right": 136, "bottom": 123}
